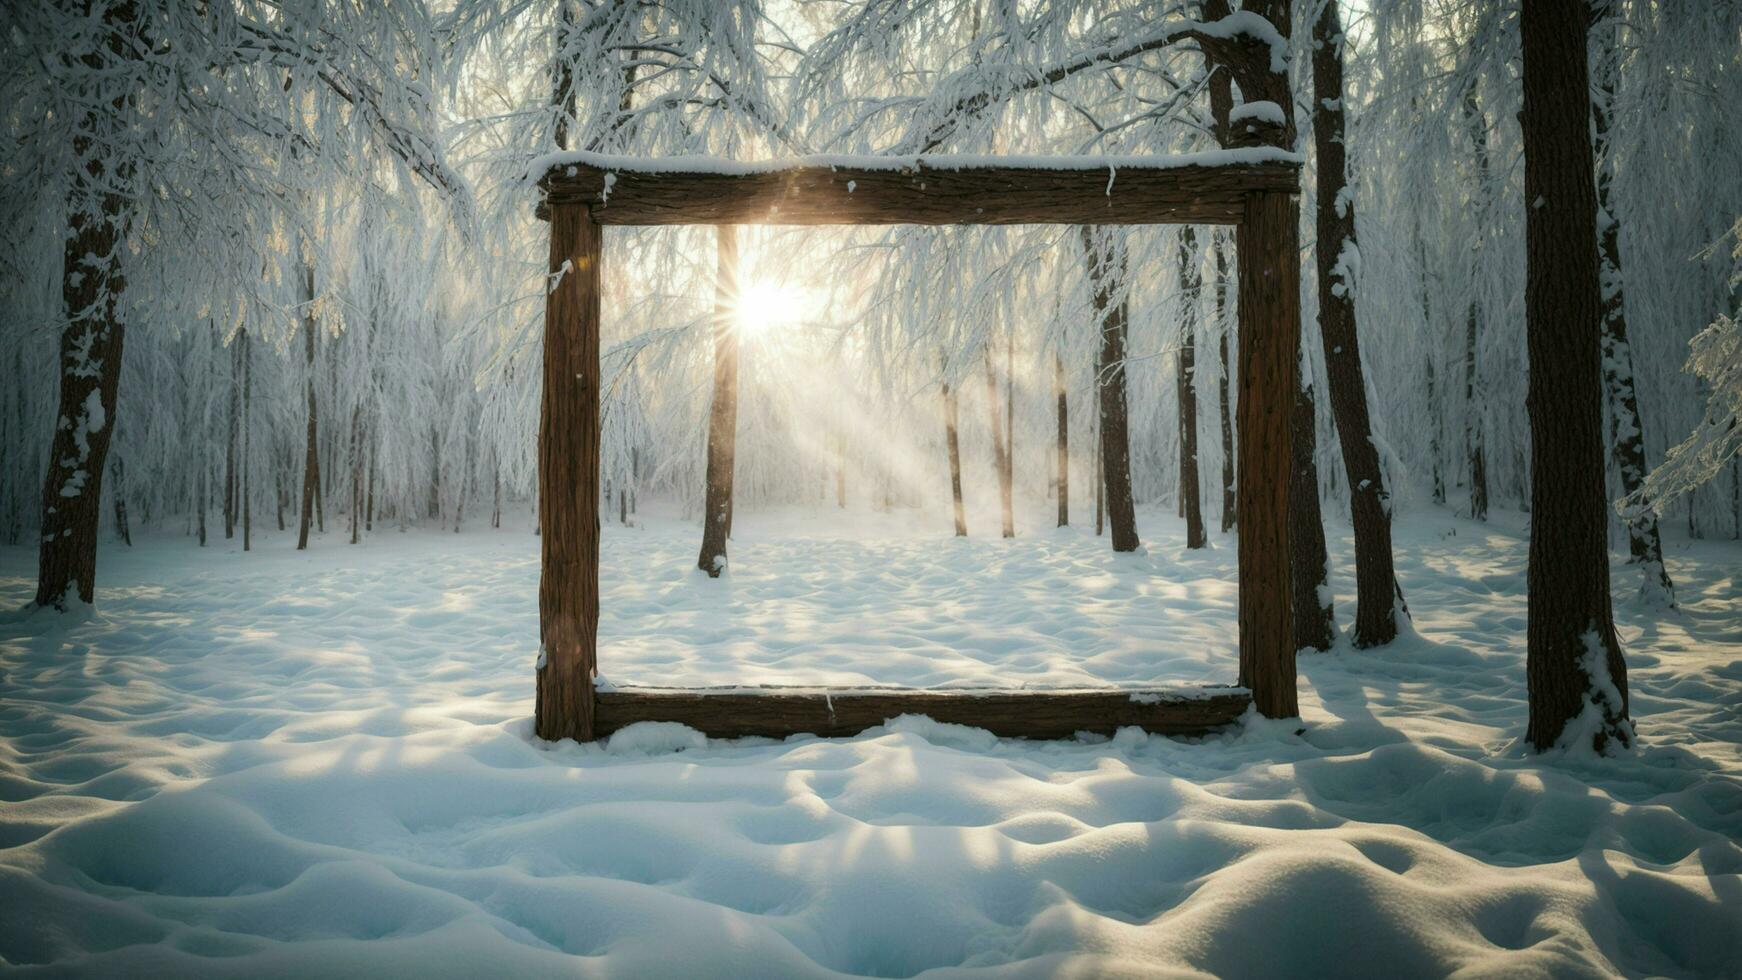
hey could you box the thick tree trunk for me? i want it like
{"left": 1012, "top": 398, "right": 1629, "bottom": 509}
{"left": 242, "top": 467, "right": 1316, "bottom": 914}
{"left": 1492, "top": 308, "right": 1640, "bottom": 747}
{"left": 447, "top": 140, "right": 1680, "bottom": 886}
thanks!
{"left": 1312, "top": 0, "right": 1403, "bottom": 646}
{"left": 1463, "top": 89, "right": 1492, "bottom": 522}
{"left": 1082, "top": 227, "right": 1140, "bottom": 552}
{"left": 297, "top": 260, "right": 320, "bottom": 552}
{"left": 983, "top": 342, "right": 1015, "bottom": 538}
{"left": 1178, "top": 229, "right": 1207, "bottom": 549}
{"left": 536, "top": 203, "right": 602, "bottom": 743}
{"left": 1055, "top": 352, "right": 1069, "bottom": 527}
{"left": 1216, "top": 238, "right": 1236, "bottom": 533}
{"left": 35, "top": 10, "right": 132, "bottom": 608}
{"left": 697, "top": 225, "right": 740, "bottom": 577}
{"left": 943, "top": 376, "right": 968, "bottom": 536}
{"left": 1519, "top": 0, "right": 1631, "bottom": 753}
{"left": 1291, "top": 377, "right": 1335, "bottom": 652}
{"left": 1591, "top": 13, "right": 1673, "bottom": 605}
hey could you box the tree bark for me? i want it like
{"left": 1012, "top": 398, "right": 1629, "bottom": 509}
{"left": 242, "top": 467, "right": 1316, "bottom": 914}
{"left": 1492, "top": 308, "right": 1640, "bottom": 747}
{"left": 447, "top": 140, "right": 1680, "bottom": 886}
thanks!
{"left": 297, "top": 259, "right": 319, "bottom": 552}
{"left": 1463, "top": 88, "right": 1492, "bottom": 522}
{"left": 111, "top": 456, "right": 131, "bottom": 547}
{"left": 536, "top": 203, "right": 602, "bottom": 743}
{"left": 983, "top": 341, "right": 1015, "bottom": 539}
{"left": 1055, "top": 352, "right": 1069, "bottom": 527}
{"left": 943, "top": 375, "right": 968, "bottom": 536}
{"left": 697, "top": 225, "right": 740, "bottom": 577}
{"left": 1591, "top": 6, "right": 1673, "bottom": 605}
{"left": 1519, "top": 0, "right": 1631, "bottom": 753}
{"left": 1082, "top": 227, "right": 1140, "bottom": 552}
{"left": 1178, "top": 228, "right": 1207, "bottom": 549}
{"left": 34, "top": 4, "right": 133, "bottom": 608}
{"left": 1312, "top": 0, "right": 1403, "bottom": 646}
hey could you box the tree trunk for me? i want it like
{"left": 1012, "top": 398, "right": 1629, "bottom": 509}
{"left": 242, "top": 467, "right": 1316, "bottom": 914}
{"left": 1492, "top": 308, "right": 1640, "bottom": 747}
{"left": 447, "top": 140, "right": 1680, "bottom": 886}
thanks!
{"left": 1591, "top": 9, "right": 1673, "bottom": 605}
{"left": 943, "top": 375, "right": 968, "bottom": 536}
{"left": 1093, "top": 413, "right": 1104, "bottom": 536}
{"left": 836, "top": 437, "right": 846, "bottom": 508}
{"left": 1519, "top": 0, "right": 1631, "bottom": 753}
{"left": 1291, "top": 377, "right": 1335, "bottom": 652}
{"left": 535, "top": 203, "right": 602, "bottom": 743}
{"left": 1082, "top": 226, "right": 1140, "bottom": 552}
{"left": 35, "top": 7, "right": 132, "bottom": 608}
{"left": 1216, "top": 237, "right": 1236, "bottom": 533}
{"left": 697, "top": 225, "right": 740, "bottom": 577}
{"left": 111, "top": 456, "right": 131, "bottom": 547}
{"left": 365, "top": 436, "right": 376, "bottom": 533}
{"left": 350, "top": 406, "right": 363, "bottom": 545}
{"left": 983, "top": 342, "right": 1015, "bottom": 539}
{"left": 1463, "top": 88, "right": 1492, "bottom": 522}
{"left": 240, "top": 328, "right": 252, "bottom": 551}
{"left": 1312, "top": 0, "right": 1402, "bottom": 646}
{"left": 1055, "top": 352, "right": 1069, "bottom": 527}
{"left": 297, "top": 260, "right": 319, "bottom": 552}
{"left": 630, "top": 446, "right": 639, "bottom": 515}
{"left": 224, "top": 338, "right": 238, "bottom": 540}
{"left": 1178, "top": 229, "right": 1207, "bottom": 549}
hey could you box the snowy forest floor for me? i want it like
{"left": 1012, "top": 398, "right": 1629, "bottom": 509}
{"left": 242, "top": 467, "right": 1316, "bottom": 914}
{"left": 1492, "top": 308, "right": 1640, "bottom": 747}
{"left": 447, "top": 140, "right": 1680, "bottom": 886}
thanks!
{"left": 1, "top": 501, "right": 1739, "bottom": 977}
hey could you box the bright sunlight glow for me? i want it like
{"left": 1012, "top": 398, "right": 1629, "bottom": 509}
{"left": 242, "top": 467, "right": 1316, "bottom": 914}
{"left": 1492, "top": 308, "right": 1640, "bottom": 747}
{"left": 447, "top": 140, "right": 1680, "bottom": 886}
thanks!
{"left": 734, "top": 279, "right": 815, "bottom": 336}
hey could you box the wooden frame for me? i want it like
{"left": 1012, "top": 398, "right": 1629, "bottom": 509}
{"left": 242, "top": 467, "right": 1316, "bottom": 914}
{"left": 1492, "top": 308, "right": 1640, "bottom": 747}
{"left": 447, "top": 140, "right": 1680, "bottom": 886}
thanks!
{"left": 535, "top": 150, "right": 1302, "bottom": 743}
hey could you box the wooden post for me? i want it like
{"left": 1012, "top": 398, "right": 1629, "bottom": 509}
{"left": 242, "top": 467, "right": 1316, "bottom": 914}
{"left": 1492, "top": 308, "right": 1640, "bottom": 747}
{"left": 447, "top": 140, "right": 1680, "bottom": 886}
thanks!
{"left": 536, "top": 202, "right": 602, "bottom": 742}
{"left": 1235, "top": 191, "right": 1300, "bottom": 719}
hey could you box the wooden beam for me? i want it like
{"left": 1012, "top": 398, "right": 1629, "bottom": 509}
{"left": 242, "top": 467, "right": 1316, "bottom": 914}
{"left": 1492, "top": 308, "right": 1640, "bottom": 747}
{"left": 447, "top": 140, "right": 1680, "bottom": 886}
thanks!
{"left": 535, "top": 202, "right": 602, "bottom": 742}
{"left": 594, "top": 686, "right": 1251, "bottom": 740}
{"left": 1235, "top": 190, "right": 1301, "bottom": 719}
{"left": 539, "top": 153, "right": 1300, "bottom": 226}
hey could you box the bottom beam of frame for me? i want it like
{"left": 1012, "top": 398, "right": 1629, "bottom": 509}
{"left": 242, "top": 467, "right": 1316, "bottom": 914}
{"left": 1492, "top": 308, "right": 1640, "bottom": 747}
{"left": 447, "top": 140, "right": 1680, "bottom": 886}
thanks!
{"left": 593, "top": 686, "right": 1251, "bottom": 741}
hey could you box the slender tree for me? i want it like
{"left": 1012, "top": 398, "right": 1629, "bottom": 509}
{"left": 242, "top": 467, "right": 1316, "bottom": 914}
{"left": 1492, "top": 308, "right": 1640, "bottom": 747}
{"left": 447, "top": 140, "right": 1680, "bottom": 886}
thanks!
{"left": 1178, "top": 229, "right": 1207, "bottom": 549}
{"left": 1462, "top": 88, "right": 1492, "bottom": 522}
{"left": 983, "top": 339, "right": 1015, "bottom": 538}
{"left": 1215, "top": 236, "right": 1236, "bottom": 533}
{"left": 697, "top": 226, "right": 741, "bottom": 576}
{"left": 1591, "top": 2, "right": 1673, "bottom": 605}
{"left": 1083, "top": 227, "right": 1140, "bottom": 552}
{"left": 943, "top": 369, "right": 968, "bottom": 536}
{"left": 1312, "top": 0, "right": 1404, "bottom": 645}
{"left": 297, "top": 260, "right": 320, "bottom": 552}
{"left": 1054, "top": 352, "right": 1069, "bottom": 527}
{"left": 1520, "top": 0, "right": 1631, "bottom": 753}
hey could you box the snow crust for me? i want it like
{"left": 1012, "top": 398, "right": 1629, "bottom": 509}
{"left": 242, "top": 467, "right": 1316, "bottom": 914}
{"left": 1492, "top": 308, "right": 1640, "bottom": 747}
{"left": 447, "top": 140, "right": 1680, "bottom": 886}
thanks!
{"left": 2, "top": 501, "right": 1739, "bottom": 977}
{"left": 532, "top": 146, "right": 1304, "bottom": 181}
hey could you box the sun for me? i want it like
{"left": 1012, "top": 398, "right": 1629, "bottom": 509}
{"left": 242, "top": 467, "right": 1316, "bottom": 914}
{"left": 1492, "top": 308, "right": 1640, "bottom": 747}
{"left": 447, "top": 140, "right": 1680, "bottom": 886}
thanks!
{"left": 734, "top": 279, "right": 813, "bottom": 336}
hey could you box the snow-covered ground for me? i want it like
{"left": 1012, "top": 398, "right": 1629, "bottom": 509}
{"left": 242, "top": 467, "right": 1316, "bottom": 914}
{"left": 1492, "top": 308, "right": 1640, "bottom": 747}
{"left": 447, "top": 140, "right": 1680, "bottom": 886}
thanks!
{"left": 1, "top": 501, "right": 1739, "bottom": 977}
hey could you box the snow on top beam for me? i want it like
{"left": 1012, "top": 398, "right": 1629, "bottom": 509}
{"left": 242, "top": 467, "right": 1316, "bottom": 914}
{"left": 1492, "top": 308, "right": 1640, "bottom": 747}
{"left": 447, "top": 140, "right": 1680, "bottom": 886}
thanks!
{"left": 536, "top": 149, "right": 1301, "bottom": 226}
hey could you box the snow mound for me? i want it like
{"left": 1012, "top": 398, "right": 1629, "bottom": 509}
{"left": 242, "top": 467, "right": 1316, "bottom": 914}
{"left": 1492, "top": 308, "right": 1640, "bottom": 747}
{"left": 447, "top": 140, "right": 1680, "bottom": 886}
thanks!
{"left": 1, "top": 502, "right": 1738, "bottom": 976}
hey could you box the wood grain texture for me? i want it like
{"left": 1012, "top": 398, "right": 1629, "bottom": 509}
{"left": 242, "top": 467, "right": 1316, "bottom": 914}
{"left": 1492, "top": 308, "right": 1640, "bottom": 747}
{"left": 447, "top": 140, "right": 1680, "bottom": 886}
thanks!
{"left": 540, "top": 161, "right": 1298, "bottom": 226}
{"left": 595, "top": 687, "right": 1251, "bottom": 740}
{"left": 1236, "top": 190, "right": 1301, "bottom": 720}
{"left": 535, "top": 203, "right": 601, "bottom": 742}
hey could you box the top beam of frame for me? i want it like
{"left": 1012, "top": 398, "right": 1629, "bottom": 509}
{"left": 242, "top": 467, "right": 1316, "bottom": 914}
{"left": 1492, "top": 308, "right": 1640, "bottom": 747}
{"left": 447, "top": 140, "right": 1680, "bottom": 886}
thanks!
{"left": 537, "top": 149, "right": 1302, "bottom": 227}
